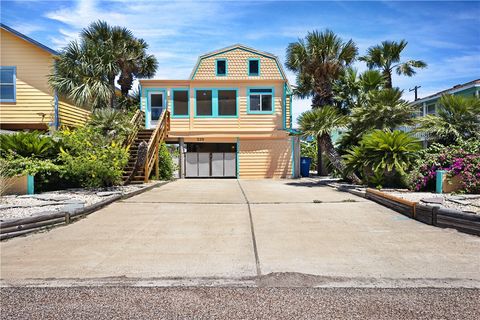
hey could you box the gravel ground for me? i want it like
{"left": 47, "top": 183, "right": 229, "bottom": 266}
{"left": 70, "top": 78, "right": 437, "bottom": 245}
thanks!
{"left": 0, "top": 183, "right": 156, "bottom": 222}
{"left": 384, "top": 191, "right": 480, "bottom": 214}
{"left": 1, "top": 287, "right": 478, "bottom": 319}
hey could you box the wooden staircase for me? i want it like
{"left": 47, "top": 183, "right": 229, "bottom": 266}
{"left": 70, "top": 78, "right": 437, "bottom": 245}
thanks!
{"left": 123, "top": 110, "right": 170, "bottom": 185}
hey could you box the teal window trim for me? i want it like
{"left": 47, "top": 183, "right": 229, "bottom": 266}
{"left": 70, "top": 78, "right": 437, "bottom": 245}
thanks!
{"left": 247, "top": 86, "right": 275, "bottom": 114}
{"left": 215, "top": 58, "right": 227, "bottom": 76}
{"left": 0, "top": 66, "right": 16, "bottom": 102}
{"left": 194, "top": 88, "right": 238, "bottom": 118}
{"left": 248, "top": 58, "right": 260, "bottom": 76}
{"left": 171, "top": 88, "right": 190, "bottom": 118}
{"left": 289, "top": 94, "right": 293, "bottom": 128}
{"left": 144, "top": 88, "right": 167, "bottom": 129}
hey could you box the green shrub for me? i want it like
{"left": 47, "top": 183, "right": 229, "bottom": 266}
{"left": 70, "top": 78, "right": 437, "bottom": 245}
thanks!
{"left": 88, "top": 108, "right": 134, "bottom": 142}
{"left": 344, "top": 130, "right": 421, "bottom": 187}
{"left": 407, "top": 139, "right": 480, "bottom": 193}
{"left": 157, "top": 143, "right": 175, "bottom": 180}
{"left": 56, "top": 127, "right": 129, "bottom": 187}
{"left": 1, "top": 154, "right": 66, "bottom": 192}
{"left": 0, "top": 131, "right": 60, "bottom": 158}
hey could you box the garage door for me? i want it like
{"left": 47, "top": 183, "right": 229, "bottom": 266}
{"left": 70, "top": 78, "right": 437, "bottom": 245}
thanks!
{"left": 185, "top": 143, "right": 237, "bottom": 178}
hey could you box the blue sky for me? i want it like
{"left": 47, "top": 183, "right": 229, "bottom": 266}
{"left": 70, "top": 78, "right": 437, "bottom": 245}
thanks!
{"left": 2, "top": 0, "right": 479, "bottom": 121}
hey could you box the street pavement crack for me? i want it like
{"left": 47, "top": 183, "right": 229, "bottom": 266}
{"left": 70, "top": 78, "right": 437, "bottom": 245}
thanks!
{"left": 237, "top": 179, "right": 262, "bottom": 277}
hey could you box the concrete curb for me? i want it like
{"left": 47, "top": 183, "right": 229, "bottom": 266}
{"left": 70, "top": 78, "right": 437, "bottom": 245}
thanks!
{"left": 0, "top": 181, "right": 170, "bottom": 241}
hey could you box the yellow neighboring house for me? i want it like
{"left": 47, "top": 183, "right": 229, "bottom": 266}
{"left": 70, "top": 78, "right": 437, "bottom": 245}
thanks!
{"left": 0, "top": 23, "right": 90, "bottom": 130}
{"left": 140, "top": 44, "right": 300, "bottom": 179}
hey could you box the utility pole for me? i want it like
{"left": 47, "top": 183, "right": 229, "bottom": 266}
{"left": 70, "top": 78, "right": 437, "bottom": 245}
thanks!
{"left": 409, "top": 85, "right": 421, "bottom": 101}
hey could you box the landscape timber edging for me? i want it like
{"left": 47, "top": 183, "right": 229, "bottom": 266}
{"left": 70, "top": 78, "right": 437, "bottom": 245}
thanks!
{"left": 365, "top": 188, "right": 480, "bottom": 236}
{"left": 0, "top": 181, "right": 170, "bottom": 241}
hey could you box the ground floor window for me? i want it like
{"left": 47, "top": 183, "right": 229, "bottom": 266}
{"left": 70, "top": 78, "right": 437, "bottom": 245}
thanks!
{"left": 248, "top": 88, "right": 274, "bottom": 113}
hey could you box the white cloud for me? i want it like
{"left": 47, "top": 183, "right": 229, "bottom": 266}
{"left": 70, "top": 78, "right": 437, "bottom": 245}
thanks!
{"left": 9, "top": 22, "right": 44, "bottom": 35}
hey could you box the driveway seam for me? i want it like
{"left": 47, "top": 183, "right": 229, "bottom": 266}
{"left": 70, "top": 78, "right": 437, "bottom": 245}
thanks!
{"left": 237, "top": 179, "right": 262, "bottom": 277}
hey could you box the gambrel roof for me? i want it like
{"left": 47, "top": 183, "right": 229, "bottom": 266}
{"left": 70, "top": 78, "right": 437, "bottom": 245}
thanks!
{"left": 189, "top": 44, "right": 290, "bottom": 84}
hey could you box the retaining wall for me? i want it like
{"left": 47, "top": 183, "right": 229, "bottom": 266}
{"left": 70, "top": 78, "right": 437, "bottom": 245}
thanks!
{"left": 366, "top": 188, "right": 480, "bottom": 236}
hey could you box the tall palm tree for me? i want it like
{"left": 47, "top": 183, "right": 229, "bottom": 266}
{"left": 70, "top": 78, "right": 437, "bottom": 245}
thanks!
{"left": 298, "top": 106, "right": 361, "bottom": 183}
{"left": 49, "top": 40, "right": 113, "bottom": 109}
{"left": 50, "top": 21, "right": 158, "bottom": 109}
{"left": 82, "top": 21, "right": 158, "bottom": 98}
{"left": 416, "top": 94, "right": 480, "bottom": 144}
{"left": 359, "top": 40, "right": 427, "bottom": 88}
{"left": 286, "top": 29, "right": 357, "bottom": 175}
{"left": 286, "top": 30, "right": 358, "bottom": 107}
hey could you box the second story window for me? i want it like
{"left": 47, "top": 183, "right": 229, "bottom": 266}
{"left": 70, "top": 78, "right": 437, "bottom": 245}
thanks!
{"left": 248, "top": 88, "right": 274, "bottom": 114}
{"left": 0, "top": 66, "right": 16, "bottom": 102}
{"left": 248, "top": 59, "right": 260, "bottom": 76}
{"left": 216, "top": 59, "right": 227, "bottom": 76}
{"left": 196, "top": 90, "right": 213, "bottom": 116}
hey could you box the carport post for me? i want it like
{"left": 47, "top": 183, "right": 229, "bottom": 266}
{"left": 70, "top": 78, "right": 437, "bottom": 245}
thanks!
{"left": 179, "top": 138, "right": 185, "bottom": 178}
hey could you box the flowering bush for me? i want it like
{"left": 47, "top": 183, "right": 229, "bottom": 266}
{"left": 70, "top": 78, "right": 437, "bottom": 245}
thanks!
{"left": 407, "top": 139, "right": 480, "bottom": 193}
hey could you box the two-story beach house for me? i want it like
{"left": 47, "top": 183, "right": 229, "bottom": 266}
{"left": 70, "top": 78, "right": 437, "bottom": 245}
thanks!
{"left": 138, "top": 44, "right": 300, "bottom": 179}
{"left": 0, "top": 24, "right": 90, "bottom": 130}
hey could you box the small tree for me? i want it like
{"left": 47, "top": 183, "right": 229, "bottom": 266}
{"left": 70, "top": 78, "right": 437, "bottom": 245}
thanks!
{"left": 298, "top": 106, "right": 361, "bottom": 183}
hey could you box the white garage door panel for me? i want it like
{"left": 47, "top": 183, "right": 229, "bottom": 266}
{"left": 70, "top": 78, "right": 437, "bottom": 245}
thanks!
{"left": 186, "top": 153, "right": 198, "bottom": 177}
{"left": 211, "top": 153, "right": 224, "bottom": 177}
{"left": 224, "top": 153, "right": 236, "bottom": 177}
{"left": 198, "top": 153, "right": 210, "bottom": 177}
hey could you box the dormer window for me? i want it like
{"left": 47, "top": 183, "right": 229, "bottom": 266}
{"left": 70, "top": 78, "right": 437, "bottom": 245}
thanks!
{"left": 215, "top": 59, "right": 227, "bottom": 76}
{"left": 248, "top": 59, "right": 260, "bottom": 76}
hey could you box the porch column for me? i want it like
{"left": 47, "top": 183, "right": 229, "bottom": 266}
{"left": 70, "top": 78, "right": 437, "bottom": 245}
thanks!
{"left": 179, "top": 138, "right": 185, "bottom": 179}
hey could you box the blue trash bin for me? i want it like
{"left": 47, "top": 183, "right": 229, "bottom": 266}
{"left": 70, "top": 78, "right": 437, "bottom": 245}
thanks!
{"left": 300, "top": 157, "right": 312, "bottom": 177}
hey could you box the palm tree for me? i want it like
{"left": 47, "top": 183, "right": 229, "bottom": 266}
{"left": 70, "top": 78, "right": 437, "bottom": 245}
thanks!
{"left": 50, "top": 40, "right": 113, "bottom": 109}
{"left": 339, "top": 88, "right": 415, "bottom": 152}
{"left": 416, "top": 94, "right": 480, "bottom": 144}
{"left": 82, "top": 21, "right": 158, "bottom": 97}
{"left": 50, "top": 21, "right": 158, "bottom": 109}
{"left": 286, "top": 30, "right": 358, "bottom": 107}
{"left": 286, "top": 29, "right": 357, "bottom": 175}
{"left": 298, "top": 106, "right": 361, "bottom": 183}
{"left": 359, "top": 40, "right": 427, "bottom": 88}
{"left": 352, "top": 88, "right": 415, "bottom": 131}
{"left": 333, "top": 68, "right": 385, "bottom": 111}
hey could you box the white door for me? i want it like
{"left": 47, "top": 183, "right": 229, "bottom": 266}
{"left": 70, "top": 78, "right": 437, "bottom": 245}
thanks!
{"left": 149, "top": 91, "right": 164, "bottom": 128}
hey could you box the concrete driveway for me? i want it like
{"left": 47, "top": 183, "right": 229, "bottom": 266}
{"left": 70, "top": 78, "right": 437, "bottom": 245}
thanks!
{"left": 1, "top": 179, "right": 480, "bottom": 286}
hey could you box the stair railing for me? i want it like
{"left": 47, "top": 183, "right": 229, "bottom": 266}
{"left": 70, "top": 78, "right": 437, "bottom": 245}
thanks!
{"left": 144, "top": 110, "right": 170, "bottom": 182}
{"left": 124, "top": 110, "right": 144, "bottom": 147}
